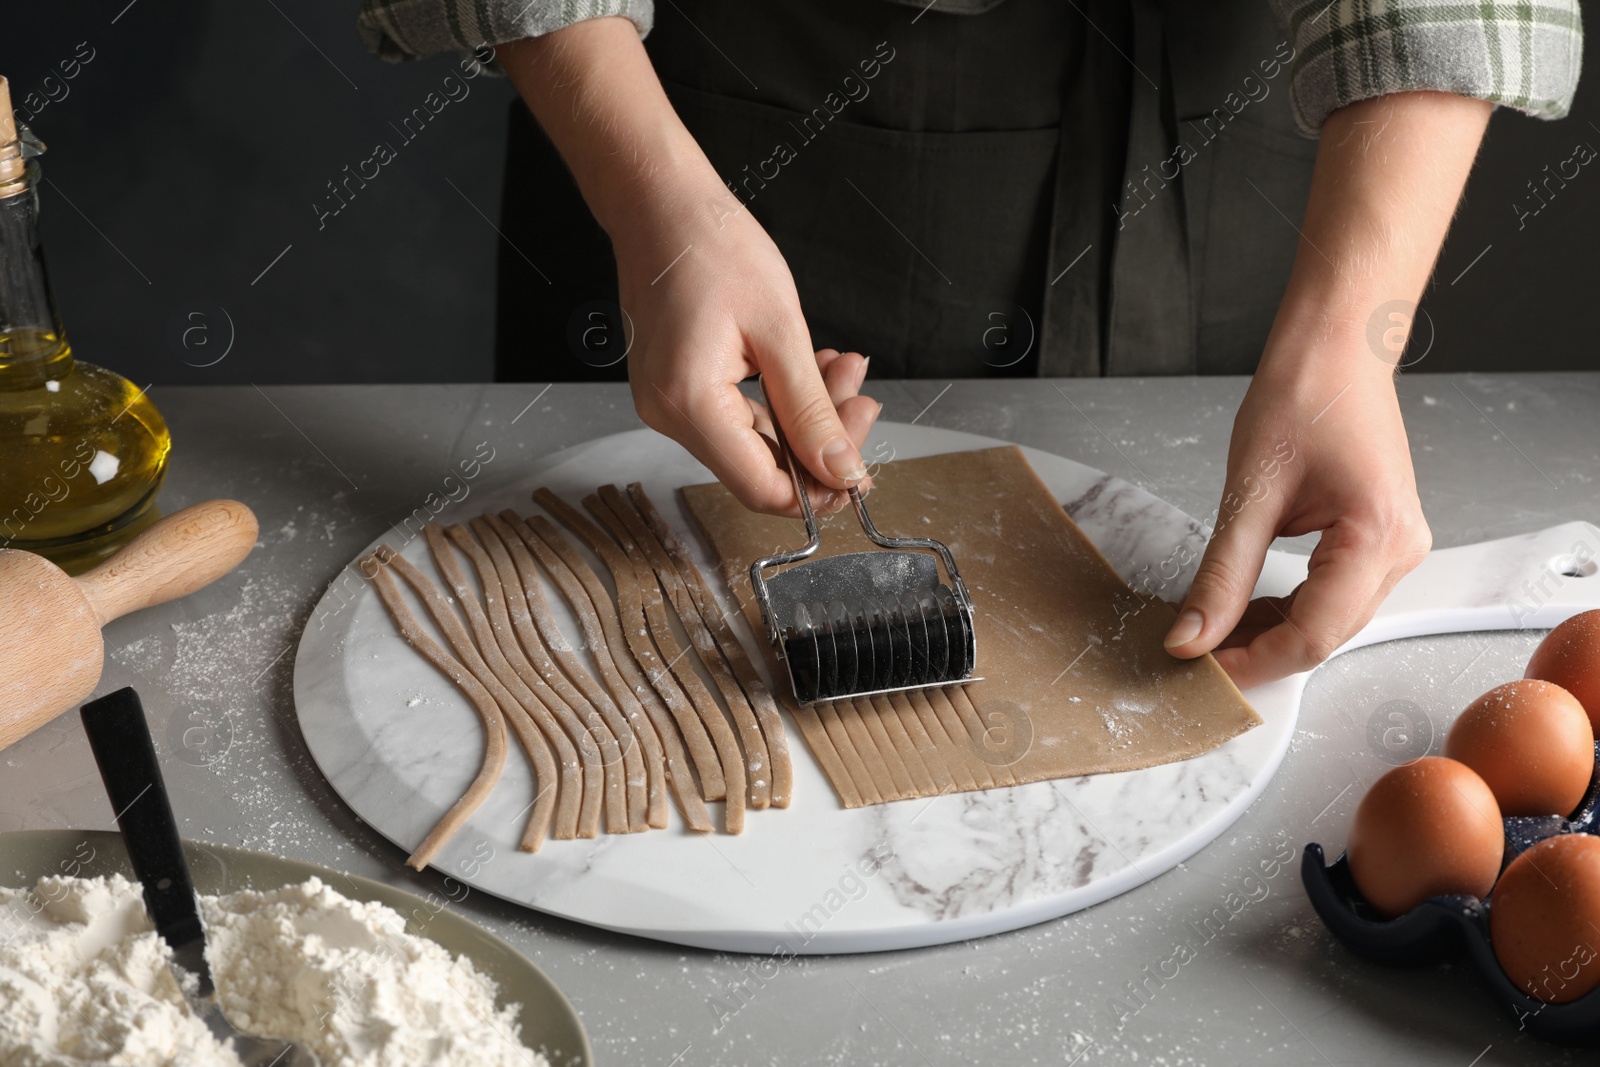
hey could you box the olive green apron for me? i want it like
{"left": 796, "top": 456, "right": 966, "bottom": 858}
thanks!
{"left": 493, "top": 0, "right": 1317, "bottom": 380}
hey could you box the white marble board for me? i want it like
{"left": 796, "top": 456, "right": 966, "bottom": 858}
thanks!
{"left": 293, "top": 424, "right": 1600, "bottom": 953}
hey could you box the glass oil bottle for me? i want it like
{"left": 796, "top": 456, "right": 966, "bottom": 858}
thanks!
{"left": 0, "top": 76, "right": 170, "bottom": 572}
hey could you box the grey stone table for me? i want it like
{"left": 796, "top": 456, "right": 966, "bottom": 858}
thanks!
{"left": 5, "top": 375, "right": 1598, "bottom": 1066}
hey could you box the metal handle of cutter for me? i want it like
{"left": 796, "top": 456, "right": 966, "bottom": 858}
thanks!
{"left": 749, "top": 376, "right": 836, "bottom": 646}
{"left": 844, "top": 488, "right": 977, "bottom": 617}
{"left": 751, "top": 377, "right": 824, "bottom": 560}
{"left": 748, "top": 376, "right": 977, "bottom": 661}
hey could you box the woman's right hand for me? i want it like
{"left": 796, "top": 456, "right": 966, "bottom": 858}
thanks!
{"left": 617, "top": 188, "right": 879, "bottom": 516}
{"left": 497, "top": 19, "right": 876, "bottom": 516}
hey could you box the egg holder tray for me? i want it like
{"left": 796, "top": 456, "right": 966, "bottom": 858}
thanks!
{"left": 1303, "top": 741, "right": 1600, "bottom": 1043}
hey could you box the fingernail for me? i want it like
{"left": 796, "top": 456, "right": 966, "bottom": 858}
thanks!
{"left": 1164, "top": 609, "right": 1203, "bottom": 649}
{"left": 874, "top": 401, "right": 884, "bottom": 420}
{"left": 822, "top": 437, "right": 867, "bottom": 482}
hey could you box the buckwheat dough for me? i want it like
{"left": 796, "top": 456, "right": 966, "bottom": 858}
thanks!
{"left": 598, "top": 484, "right": 772, "bottom": 810}
{"left": 871, "top": 694, "right": 934, "bottom": 796}
{"left": 582, "top": 492, "right": 751, "bottom": 835}
{"left": 420, "top": 527, "right": 602, "bottom": 838}
{"left": 474, "top": 514, "right": 670, "bottom": 831}
{"left": 629, "top": 483, "right": 795, "bottom": 809}
{"left": 891, "top": 692, "right": 956, "bottom": 793}
{"left": 680, "top": 445, "right": 1263, "bottom": 808}
{"left": 909, "top": 690, "right": 976, "bottom": 793}
{"left": 444, "top": 524, "right": 636, "bottom": 831}
{"left": 467, "top": 521, "right": 662, "bottom": 831}
{"left": 531, "top": 492, "right": 726, "bottom": 799}
{"left": 533, "top": 489, "right": 744, "bottom": 834}
{"left": 491, "top": 510, "right": 712, "bottom": 834}
{"left": 949, "top": 685, "right": 1019, "bottom": 788}
{"left": 365, "top": 550, "right": 529, "bottom": 861}
{"left": 816, "top": 702, "right": 881, "bottom": 807}
{"left": 948, "top": 691, "right": 1003, "bottom": 786}
{"left": 909, "top": 689, "right": 977, "bottom": 792}
{"left": 851, "top": 696, "right": 915, "bottom": 800}
{"left": 381, "top": 546, "right": 572, "bottom": 845}
{"left": 454, "top": 518, "right": 652, "bottom": 831}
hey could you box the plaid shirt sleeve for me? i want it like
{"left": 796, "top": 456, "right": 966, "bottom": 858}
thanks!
{"left": 358, "top": 0, "right": 653, "bottom": 62}
{"left": 1271, "top": 0, "right": 1585, "bottom": 135}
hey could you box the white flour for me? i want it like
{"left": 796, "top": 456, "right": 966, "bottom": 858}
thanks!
{"left": 0, "top": 875, "right": 227, "bottom": 1066}
{"left": 0, "top": 874, "right": 547, "bottom": 1067}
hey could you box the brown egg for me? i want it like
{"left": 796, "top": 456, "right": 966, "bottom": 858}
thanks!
{"left": 1528, "top": 609, "right": 1600, "bottom": 732}
{"left": 1348, "top": 756, "right": 1504, "bottom": 918}
{"left": 1491, "top": 834, "right": 1600, "bottom": 1003}
{"left": 1444, "top": 680, "right": 1594, "bottom": 817}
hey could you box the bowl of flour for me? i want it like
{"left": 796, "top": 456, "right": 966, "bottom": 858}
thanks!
{"left": 0, "top": 830, "right": 589, "bottom": 1067}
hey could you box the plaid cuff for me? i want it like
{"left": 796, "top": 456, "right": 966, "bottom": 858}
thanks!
{"left": 359, "top": 0, "right": 653, "bottom": 62}
{"left": 1271, "top": 0, "right": 1585, "bottom": 135}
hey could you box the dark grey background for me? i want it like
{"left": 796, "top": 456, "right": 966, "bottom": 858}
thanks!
{"left": 7, "top": 0, "right": 514, "bottom": 386}
{"left": 5, "top": 1, "right": 1595, "bottom": 385}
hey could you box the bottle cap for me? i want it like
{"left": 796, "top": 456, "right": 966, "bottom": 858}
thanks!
{"left": 0, "top": 77, "right": 25, "bottom": 190}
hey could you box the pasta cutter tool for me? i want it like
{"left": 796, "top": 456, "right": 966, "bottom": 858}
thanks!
{"left": 750, "top": 383, "right": 979, "bottom": 705}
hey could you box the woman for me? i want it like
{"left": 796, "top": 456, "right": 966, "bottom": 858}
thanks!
{"left": 359, "top": 0, "right": 1582, "bottom": 688}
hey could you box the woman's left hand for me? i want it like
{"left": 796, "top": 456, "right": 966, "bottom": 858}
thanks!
{"left": 1162, "top": 89, "right": 1491, "bottom": 690}
{"left": 1162, "top": 343, "right": 1431, "bottom": 691}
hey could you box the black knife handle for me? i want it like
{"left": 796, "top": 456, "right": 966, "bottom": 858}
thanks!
{"left": 80, "top": 687, "right": 208, "bottom": 983}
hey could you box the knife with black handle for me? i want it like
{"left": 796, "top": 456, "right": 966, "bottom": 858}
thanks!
{"left": 80, "top": 686, "right": 318, "bottom": 1066}
{"left": 80, "top": 686, "right": 212, "bottom": 986}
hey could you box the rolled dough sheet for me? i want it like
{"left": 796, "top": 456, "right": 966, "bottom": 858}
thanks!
{"left": 680, "top": 445, "right": 1262, "bottom": 807}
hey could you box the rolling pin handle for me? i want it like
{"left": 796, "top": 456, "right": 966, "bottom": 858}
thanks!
{"left": 73, "top": 500, "right": 259, "bottom": 627}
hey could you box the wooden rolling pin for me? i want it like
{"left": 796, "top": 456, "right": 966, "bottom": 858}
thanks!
{"left": 0, "top": 500, "right": 258, "bottom": 750}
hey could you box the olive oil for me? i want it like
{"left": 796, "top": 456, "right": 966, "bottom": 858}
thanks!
{"left": 0, "top": 78, "right": 170, "bottom": 572}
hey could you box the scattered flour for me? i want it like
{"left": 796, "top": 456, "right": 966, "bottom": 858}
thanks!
{"left": 0, "top": 874, "right": 545, "bottom": 1067}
